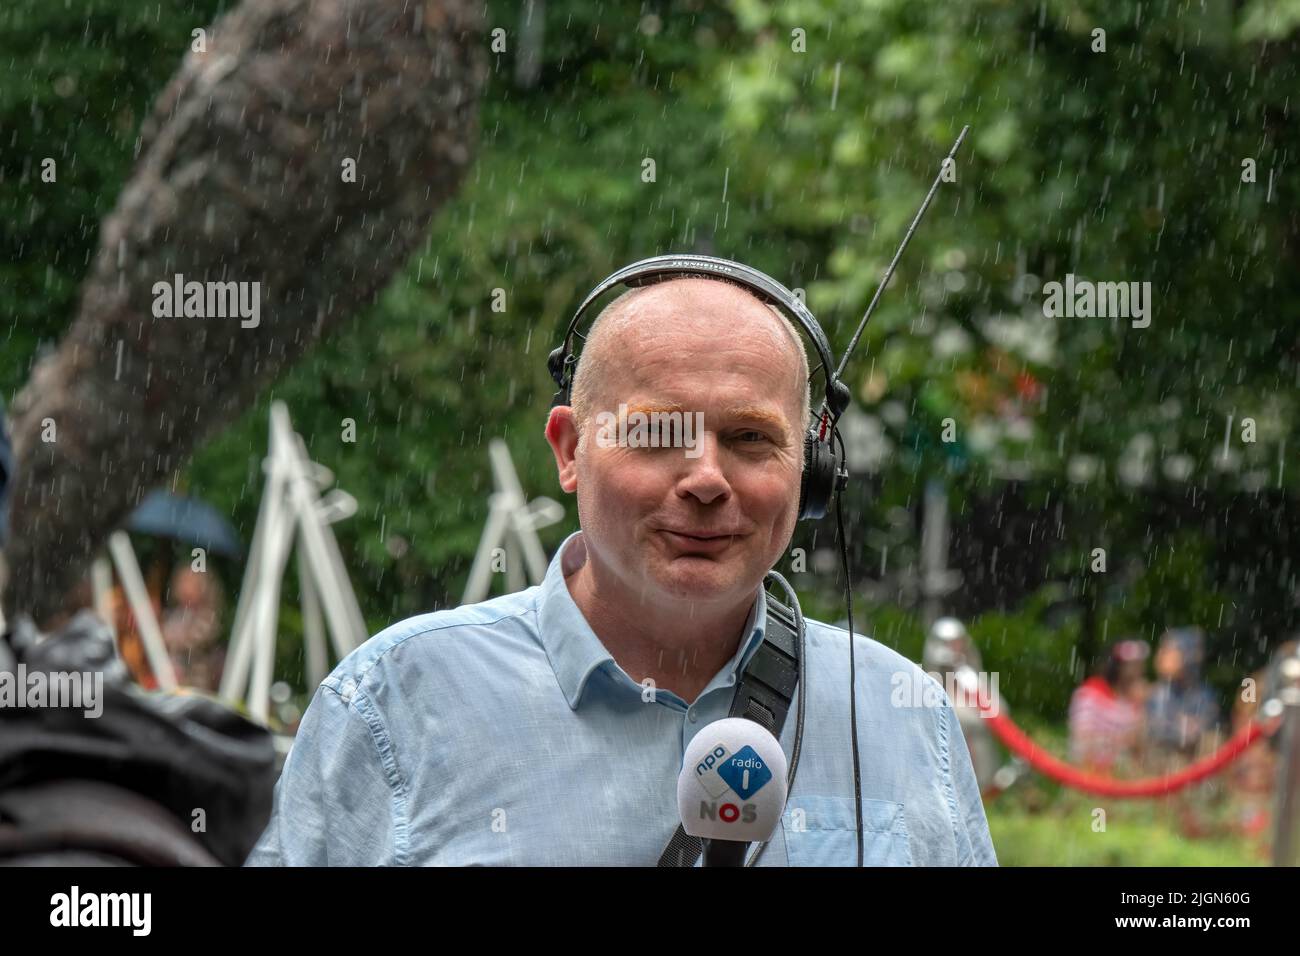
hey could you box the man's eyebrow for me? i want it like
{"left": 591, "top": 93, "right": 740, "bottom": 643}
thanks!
{"left": 620, "top": 400, "right": 685, "bottom": 417}
{"left": 721, "top": 403, "right": 791, "bottom": 441}
{"left": 618, "top": 400, "right": 792, "bottom": 442}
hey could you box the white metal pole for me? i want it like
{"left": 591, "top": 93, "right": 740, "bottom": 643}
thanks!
{"left": 90, "top": 555, "right": 116, "bottom": 641}
{"left": 505, "top": 535, "right": 524, "bottom": 593}
{"left": 247, "top": 419, "right": 300, "bottom": 723}
{"left": 491, "top": 439, "right": 551, "bottom": 582}
{"left": 281, "top": 431, "right": 367, "bottom": 654}
{"left": 463, "top": 495, "right": 512, "bottom": 604}
{"left": 300, "top": 547, "right": 328, "bottom": 691}
{"left": 221, "top": 417, "right": 289, "bottom": 702}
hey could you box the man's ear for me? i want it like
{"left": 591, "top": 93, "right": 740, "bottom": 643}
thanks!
{"left": 545, "top": 406, "right": 580, "bottom": 493}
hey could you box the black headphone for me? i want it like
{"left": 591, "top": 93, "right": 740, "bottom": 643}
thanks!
{"left": 547, "top": 254, "right": 851, "bottom": 521}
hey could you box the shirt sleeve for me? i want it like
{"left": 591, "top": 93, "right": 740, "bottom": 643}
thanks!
{"left": 243, "top": 679, "right": 404, "bottom": 866}
{"left": 942, "top": 696, "right": 999, "bottom": 866}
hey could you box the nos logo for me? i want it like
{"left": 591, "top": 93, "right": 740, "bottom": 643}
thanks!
{"left": 694, "top": 743, "right": 774, "bottom": 823}
{"left": 698, "top": 800, "right": 758, "bottom": 824}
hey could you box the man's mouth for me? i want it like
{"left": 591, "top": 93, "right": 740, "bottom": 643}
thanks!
{"left": 657, "top": 528, "right": 745, "bottom": 554}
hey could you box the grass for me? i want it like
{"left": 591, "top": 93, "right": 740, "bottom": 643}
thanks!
{"left": 986, "top": 804, "right": 1268, "bottom": 866}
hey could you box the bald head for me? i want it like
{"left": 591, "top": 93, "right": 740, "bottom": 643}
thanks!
{"left": 567, "top": 278, "right": 812, "bottom": 448}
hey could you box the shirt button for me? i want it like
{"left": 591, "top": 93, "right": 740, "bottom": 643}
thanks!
{"left": 687, "top": 708, "right": 698, "bottom": 723}
{"left": 727, "top": 675, "right": 736, "bottom": 685}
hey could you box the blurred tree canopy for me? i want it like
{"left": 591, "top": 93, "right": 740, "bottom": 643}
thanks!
{"left": 2, "top": 0, "right": 1296, "bottom": 714}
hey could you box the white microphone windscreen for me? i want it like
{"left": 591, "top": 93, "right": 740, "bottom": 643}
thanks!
{"left": 677, "top": 717, "right": 788, "bottom": 842}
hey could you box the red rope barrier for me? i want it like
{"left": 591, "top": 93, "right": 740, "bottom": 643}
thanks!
{"left": 980, "top": 707, "right": 1277, "bottom": 798}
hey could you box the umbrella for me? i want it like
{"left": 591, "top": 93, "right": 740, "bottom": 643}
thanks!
{"left": 126, "top": 491, "right": 243, "bottom": 559}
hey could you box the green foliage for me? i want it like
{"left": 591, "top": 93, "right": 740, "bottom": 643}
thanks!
{"left": 971, "top": 587, "right": 1084, "bottom": 718}
{"left": 714, "top": 0, "right": 1296, "bottom": 497}
{"left": 713, "top": 0, "right": 1297, "bottom": 715}
{"left": 859, "top": 601, "right": 926, "bottom": 663}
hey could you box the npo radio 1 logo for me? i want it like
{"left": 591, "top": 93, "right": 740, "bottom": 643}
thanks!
{"left": 694, "top": 743, "right": 773, "bottom": 824}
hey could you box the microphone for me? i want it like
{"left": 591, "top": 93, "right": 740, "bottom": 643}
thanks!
{"left": 677, "top": 717, "right": 789, "bottom": 867}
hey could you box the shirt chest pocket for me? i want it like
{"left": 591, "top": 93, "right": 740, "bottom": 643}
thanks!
{"left": 781, "top": 795, "right": 914, "bottom": 867}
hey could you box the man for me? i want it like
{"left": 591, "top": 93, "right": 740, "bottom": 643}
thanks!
{"left": 246, "top": 276, "right": 997, "bottom": 865}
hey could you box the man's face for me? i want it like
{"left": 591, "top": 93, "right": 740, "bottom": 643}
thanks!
{"left": 547, "top": 280, "right": 806, "bottom": 611}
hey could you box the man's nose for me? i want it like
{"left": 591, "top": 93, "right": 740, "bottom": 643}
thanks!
{"left": 675, "top": 432, "right": 731, "bottom": 505}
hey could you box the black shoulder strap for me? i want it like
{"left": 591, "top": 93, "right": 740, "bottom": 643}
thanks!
{"left": 657, "top": 590, "right": 800, "bottom": 867}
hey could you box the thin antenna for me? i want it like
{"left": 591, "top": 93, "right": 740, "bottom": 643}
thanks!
{"left": 834, "top": 126, "right": 970, "bottom": 382}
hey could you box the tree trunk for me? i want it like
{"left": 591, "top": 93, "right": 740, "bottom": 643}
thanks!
{"left": 2, "top": 0, "right": 485, "bottom": 626}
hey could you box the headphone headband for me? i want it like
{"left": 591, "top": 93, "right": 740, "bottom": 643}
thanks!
{"left": 548, "top": 254, "right": 850, "bottom": 420}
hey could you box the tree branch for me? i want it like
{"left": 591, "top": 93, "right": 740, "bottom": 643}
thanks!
{"left": 3, "top": 0, "right": 486, "bottom": 624}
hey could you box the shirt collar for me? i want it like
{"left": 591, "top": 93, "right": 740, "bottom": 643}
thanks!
{"left": 536, "top": 530, "right": 768, "bottom": 710}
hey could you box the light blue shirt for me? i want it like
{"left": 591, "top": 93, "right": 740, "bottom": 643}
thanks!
{"left": 246, "top": 531, "right": 997, "bottom": 866}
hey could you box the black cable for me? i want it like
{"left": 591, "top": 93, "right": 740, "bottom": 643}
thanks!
{"left": 834, "top": 428, "right": 864, "bottom": 867}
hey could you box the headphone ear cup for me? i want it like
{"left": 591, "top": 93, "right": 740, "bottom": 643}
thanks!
{"left": 799, "top": 429, "right": 839, "bottom": 521}
{"left": 546, "top": 346, "right": 568, "bottom": 386}
{"left": 548, "top": 347, "right": 574, "bottom": 408}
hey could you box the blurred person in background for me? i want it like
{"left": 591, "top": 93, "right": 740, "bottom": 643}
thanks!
{"left": 1144, "top": 627, "right": 1224, "bottom": 838}
{"left": 1147, "top": 627, "right": 1220, "bottom": 761}
{"left": 922, "top": 616, "right": 999, "bottom": 792}
{"left": 1228, "top": 635, "right": 1299, "bottom": 849}
{"left": 1068, "top": 638, "right": 1150, "bottom": 772}
{"left": 110, "top": 581, "right": 163, "bottom": 690}
{"left": 162, "top": 564, "right": 225, "bottom": 692}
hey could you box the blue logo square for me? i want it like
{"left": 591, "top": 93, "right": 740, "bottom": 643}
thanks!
{"left": 716, "top": 745, "right": 773, "bottom": 799}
